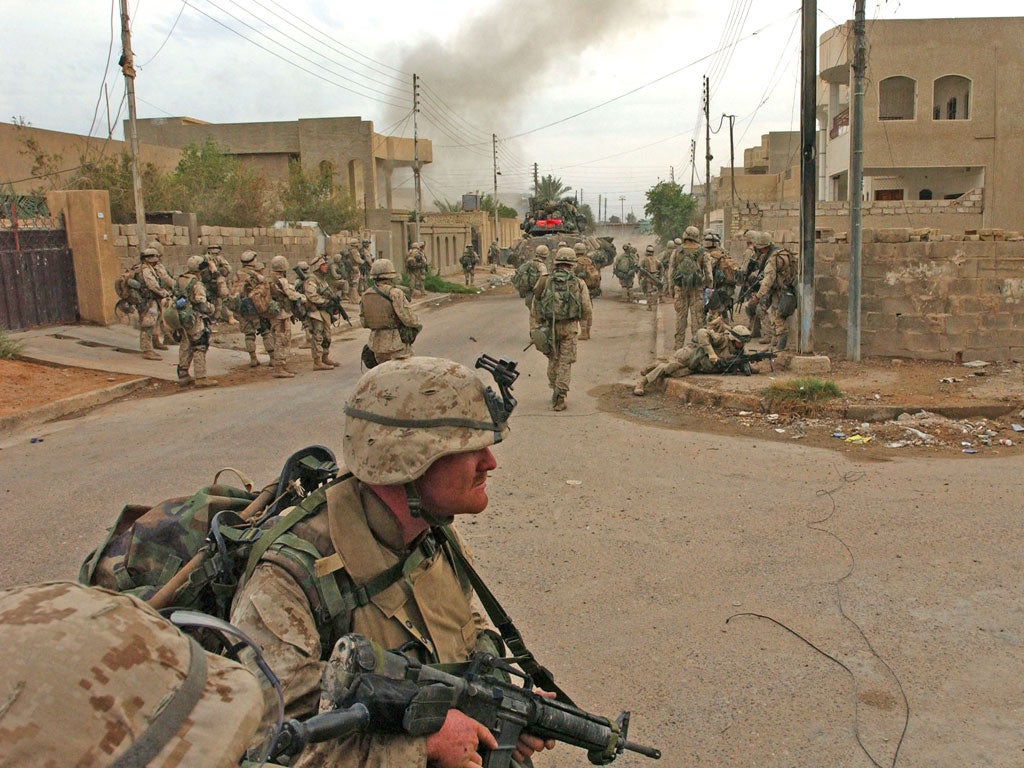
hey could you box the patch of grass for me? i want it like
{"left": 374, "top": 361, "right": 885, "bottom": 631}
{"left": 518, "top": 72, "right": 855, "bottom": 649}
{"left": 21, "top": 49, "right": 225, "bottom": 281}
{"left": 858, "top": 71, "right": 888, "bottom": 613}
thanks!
{"left": 0, "top": 328, "right": 23, "bottom": 360}
{"left": 762, "top": 376, "right": 843, "bottom": 403}
{"left": 400, "top": 271, "right": 479, "bottom": 295}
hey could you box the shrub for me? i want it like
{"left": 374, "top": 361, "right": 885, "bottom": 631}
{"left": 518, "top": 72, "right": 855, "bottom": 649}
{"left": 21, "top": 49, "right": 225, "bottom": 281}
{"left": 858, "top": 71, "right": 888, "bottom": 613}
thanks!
{"left": 0, "top": 328, "right": 23, "bottom": 359}
{"left": 762, "top": 377, "right": 842, "bottom": 404}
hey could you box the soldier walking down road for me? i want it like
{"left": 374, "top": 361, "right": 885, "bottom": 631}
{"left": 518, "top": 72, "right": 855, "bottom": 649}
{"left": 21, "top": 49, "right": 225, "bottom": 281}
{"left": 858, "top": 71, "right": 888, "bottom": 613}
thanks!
{"left": 487, "top": 237, "right": 499, "bottom": 272}
{"left": 359, "top": 258, "right": 421, "bottom": 364}
{"left": 571, "top": 241, "right": 600, "bottom": 339}
{"left": 459, "top": 244, "right": 480, "bottom": 286}
{"left": 303, "top": 255, "right": 339, "bottom": 371}
{"left": 406, "top": 241, "right": 429, "bottom": 297}
{"left": 268, "top": 254, "right": 306, "bottom": 378}
{"left": 512, "top": 244, "right": 549, "bottom": 337}
{"left": 173, "top": 255, "right": 218, "bottom": 388}
{"left": 530, "top": 247, "right": 593, "bottom": 411}
{"left": 612, "top": 244, "right": 639, "bottom": 303}
{"left": 233, "top": 251, "right": 277, "bottom": 368}
{"left": 639, "top": 244, "right": 661, "bottom": 310}
{"left": 138, "top": 246, "right": 174, "bottom": 360}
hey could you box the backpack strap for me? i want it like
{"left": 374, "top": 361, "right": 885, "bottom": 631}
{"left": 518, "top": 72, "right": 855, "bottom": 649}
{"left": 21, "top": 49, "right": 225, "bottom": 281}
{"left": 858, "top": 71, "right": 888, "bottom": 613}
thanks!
{"left": 433, "top": 525, "right": 577, "bottom": 706}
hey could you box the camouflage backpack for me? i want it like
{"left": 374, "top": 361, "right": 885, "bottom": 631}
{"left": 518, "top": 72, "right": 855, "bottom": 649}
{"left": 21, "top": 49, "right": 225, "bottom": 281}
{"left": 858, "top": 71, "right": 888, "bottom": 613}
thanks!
{"left": 774, "top": 248, "right": 797, "bottom": 287}
{"left": 672, "top": 249, "right": 705, "bottom": 289}
{"left": 511, "top": 260, "right": 541, "bottom": 297}
{"left": 612, "top": 253, "right": 635, "bottom": 280}
{"left": 713, "top": 252, "right": 740, "bottom": 288}
{"left": 114, "top": 263, "right": 143, "bottom": 305}
{"left": 534, "top": 269, "right": 584, "bottom": 322}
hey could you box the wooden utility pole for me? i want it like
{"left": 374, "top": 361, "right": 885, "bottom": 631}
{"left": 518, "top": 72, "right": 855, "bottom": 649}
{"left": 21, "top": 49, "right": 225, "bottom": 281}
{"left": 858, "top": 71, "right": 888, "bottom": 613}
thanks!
{"left": 704, "top": 76, "right": 712, "bottom": 222}
{"left": 847, "top": 0, "right": 867, "bottom": 361}
{"left": 799, "top": 0, "right": 818, "bottom": 353}
{"left": 119, "top": 0, "right": 147, "bottom": 253}
{"left": 413, "top": 74, "right": 422, "bottom": 246}
{"left": 491, "top": 134, "right": 499, "bottom": 246}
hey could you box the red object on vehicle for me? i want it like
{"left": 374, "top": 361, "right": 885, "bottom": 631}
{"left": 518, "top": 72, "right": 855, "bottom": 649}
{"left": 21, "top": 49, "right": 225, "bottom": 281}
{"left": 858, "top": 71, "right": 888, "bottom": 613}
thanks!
{"left": 536, "top": 218, "right": 562, "bottom": 228}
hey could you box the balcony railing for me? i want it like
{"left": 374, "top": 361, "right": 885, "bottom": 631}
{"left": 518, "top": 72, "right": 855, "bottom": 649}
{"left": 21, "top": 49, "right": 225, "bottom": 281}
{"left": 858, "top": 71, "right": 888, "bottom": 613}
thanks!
{"left": 830, "top": 108, "right": 850, "bottom": 139}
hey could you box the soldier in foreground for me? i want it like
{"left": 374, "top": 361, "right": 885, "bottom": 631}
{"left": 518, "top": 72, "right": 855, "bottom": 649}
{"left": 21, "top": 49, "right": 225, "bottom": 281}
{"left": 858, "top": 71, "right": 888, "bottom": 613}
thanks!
{"left": 138, "top": 246, "right": 174, "bottom": 359}
{"left": 0, "top": 582, "right": 268, "bottom": 768}
{"left": 359, "top": 258, "right": 421, "bottom": 364}
{"left": 633, "top": 322, "right": 753, "bottom": 396}
{"left": 173, "top": 255, "right": 218, "bottom": 387}
{"left": 230, "top": 356, "right": 556, "bottom": 768}
{"left": 530, "top": 247, "right": 593, "bottom": 411}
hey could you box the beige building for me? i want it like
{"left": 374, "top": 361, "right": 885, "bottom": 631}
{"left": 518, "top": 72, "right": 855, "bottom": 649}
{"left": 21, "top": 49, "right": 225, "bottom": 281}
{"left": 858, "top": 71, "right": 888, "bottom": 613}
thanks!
{"left": 819, "top": 16, "right": 1024, "bottom": 229}
{"left": 132, "top": 116, "right": 432, "bottom": 229}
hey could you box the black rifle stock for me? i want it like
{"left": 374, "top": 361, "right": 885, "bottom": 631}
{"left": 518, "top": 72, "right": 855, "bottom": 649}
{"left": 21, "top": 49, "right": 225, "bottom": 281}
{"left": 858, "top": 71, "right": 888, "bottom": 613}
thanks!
{"left": 715, "top": 348, "right": 776, "bottom": 375}
{"left": 322, "top": 634, "right": 661, "bottom": 767}
{"left": 636, "top": 265, "right": 664, "bottom": 290}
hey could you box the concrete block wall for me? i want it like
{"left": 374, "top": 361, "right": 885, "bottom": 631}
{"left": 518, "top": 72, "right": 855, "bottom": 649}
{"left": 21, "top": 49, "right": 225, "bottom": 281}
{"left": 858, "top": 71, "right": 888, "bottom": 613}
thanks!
{"left": 812, "top": 240, "right": 1024, "bottom": 362}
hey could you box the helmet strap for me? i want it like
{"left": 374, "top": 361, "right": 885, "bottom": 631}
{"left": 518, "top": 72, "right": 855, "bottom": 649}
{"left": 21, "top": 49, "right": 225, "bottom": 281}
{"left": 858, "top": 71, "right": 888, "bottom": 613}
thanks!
{"left": 403, "top": 481, "right": 450, "bottom": 526}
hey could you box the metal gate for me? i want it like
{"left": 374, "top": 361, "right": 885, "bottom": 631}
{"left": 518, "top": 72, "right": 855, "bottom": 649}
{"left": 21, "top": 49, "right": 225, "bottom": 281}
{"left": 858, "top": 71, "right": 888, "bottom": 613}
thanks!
{"left": 0, "top": 198, "right": 78, "bottom": 331}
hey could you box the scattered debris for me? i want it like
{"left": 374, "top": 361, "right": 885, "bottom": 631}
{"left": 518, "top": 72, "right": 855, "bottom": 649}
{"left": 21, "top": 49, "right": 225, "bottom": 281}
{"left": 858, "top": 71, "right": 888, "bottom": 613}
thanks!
{"left": 565, "top": 479, "right": 582, "bottom": 486}
{"left": 940, "top": 377, "right": 962, "bottom": 383}
{"left": 962, "top": 360, "right": 990, "bottom": 368}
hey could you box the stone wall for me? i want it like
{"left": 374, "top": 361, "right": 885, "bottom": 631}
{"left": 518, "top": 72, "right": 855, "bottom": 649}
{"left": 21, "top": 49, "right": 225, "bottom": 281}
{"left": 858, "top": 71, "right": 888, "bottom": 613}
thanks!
{"left": 811, "top": 239, "right": 1024, "bottom": 362}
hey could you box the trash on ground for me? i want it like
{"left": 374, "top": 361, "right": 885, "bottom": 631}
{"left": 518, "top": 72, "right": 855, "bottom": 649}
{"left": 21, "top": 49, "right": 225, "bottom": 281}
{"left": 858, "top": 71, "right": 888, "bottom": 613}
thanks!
{"left": 845, "top": 434, "right": 872, "bottom": 444}
{"left": 765, "top": 413, "right": 780, "bottom": 421}
{"left": 940, "top": 377, "right": 963, "bottom": 383}
{"left": 774, "top": 428, "right": 786, "bottom": 433}
{"left": 565, "top": 479, "right": 582, "bottom": 486}
{"left": 737, "top": 410, "right": 753, "bottom": 416}
{"left": 962, "top": 448, "right": 978, "bottom": 454}
{"left": 1013, "top": 424, "right": 1024, "bottom": 432}
{"left": 29, "top": 437, "right": 44, "bottom": 444}
{"left": 962, "top": 360, "right": 990, "bottom": 368}
{"left": 999, "top": 438, "right": 1014, "bottom": 446}
{"left": 832, "top": 432, "right": 846, "bottom": 439}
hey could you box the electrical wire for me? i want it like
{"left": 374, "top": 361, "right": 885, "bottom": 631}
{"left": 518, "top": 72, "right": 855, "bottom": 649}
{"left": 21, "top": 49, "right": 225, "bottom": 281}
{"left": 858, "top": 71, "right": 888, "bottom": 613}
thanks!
{"left": 137, "top": 0, "right": 188, "bottom": 68}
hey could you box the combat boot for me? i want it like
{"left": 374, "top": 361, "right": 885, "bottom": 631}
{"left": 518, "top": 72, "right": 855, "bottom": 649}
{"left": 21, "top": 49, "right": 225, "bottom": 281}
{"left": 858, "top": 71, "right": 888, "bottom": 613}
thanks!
{"left": 633, "top": 383, "right": 645, "bottom": 396}
{"left": 312, "top": 351, "right": 332, "bottom": 371}
{"left": 553, "top": 394, "right": 567, "bottom": 411}
{"left": 142, "top": 350, "right": 162, "bottom": 361}
{"left": 194, "top": 377, "right": 218, "bottom": 388}
{"left": 273, "top": 368, "right": 296, "bottom": 378}
{"left": 775, "top": 333, "right": 789, "bottom": 351}
{"left": 248, "top": 352, "right": 260, "bottom": 367}
{"left": 321, "top": 353, "right": 339, "bottom": 368}
{"left": 153, "top": 340, "right": 170, "bottom": 350}
{"left": 176, "top": 366, "right": 193, "bottom": 386}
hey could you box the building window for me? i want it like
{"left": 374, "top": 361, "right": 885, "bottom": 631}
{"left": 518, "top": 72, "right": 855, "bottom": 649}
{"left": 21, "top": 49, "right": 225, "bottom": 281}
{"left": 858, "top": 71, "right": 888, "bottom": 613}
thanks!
{"left": 875, "top": 189, "right": 904, "bottom": 202}
{"left": 878, "top": 76, "right": 916, "bottom": 120}
{"left": 919, "top": 189, "right": 933, "bottom": 200}
{"left": 318, "top": 160, "right": 334, "bottom": 181}
{"left": 933, "top": 75, "right": 971, "bottom": 120}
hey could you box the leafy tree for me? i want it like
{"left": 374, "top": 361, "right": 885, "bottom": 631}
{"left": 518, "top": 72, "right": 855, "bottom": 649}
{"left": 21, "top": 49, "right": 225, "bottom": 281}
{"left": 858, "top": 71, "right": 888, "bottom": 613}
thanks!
{"left": 608, "top": 215, "right": 621, "bottom": 224}
{"left": 644, "top": 181, "right": 697, "bottom": 244}
{"left": 73, "top": 151, "right": 177, "bottom": 223}
{"left": 433, "top": 198, "right": 463, "bottom": 213}
{"left": 278, "top": 159, "right": 361, "bottom": 233}
{"left": 576, "top": 202, "right": 595, "bottom": 232}
{"left": 171, "top": 140, "right": 271, "bottom": 227}
{"left": 626, "top": 211, "right": 637, "bottom": 224}
{"left": 480, "top": 193, "right": 517, "bottom": 219}
{"left": 533, "top": 174, "right": 572, "bottom": 203}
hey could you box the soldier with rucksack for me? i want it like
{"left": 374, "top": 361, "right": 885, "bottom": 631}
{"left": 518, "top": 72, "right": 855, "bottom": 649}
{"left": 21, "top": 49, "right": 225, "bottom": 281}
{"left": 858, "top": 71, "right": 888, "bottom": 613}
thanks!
{"left": 169, "top": 255, "right": 218, "bottom": 388}
{"left": 459, "top": 243, "right": 480, "bottom": 286}
{"left": 512, "top": 244, "right": 549, "bottom": 336}
{"left": 359, "top": 258, "right": 421, "bottom": 364}
{"left": 203, "top": 243, "right": 235, "bottom": 324}
{"left": 612, "top": 244, "right": 639, "bottom": 302}
{"left": 571, "top": 241, "right": 600, "bottom": 339}
{"left": 704, "top": 230, "right": 739, "bottom": 319}
{"left": 530, "top": 247, "right": 593, "bottom": 411}
{"left": 268, "top": 254, "right": 307, "bottom": 378}
{"left": 137, "top": 246, "right": 175, "bottom": 360}
{"left": 669, "top": 226, "right": 714, "bottom": 349}
{"left": 231, "top": 251, "right": 277, "bottom": 369}
{"left": 638, "top": 244, "right": 661, "bottom": 311}
{"left": 406, "top": 241, "right": 429, "bottom": 297}
{"left": 746, "top": 232, "right": 797, "bottom": 351}
{"left": 303, "top": 254, "right": 340, "bottom": 371}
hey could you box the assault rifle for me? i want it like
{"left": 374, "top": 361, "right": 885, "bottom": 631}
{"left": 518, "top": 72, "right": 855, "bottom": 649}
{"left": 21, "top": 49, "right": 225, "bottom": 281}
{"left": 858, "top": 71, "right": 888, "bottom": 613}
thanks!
{"left": 324, "top": 295, "right": 353, "bottom": 326}
{"left": 314, "top": 633, "right": 661, "bottom": 768}
{"left": 714, "top": 348, "right": 776, "bottom": 376}
{"left": 636, "top": 265, "right": 663, "bottom": 290}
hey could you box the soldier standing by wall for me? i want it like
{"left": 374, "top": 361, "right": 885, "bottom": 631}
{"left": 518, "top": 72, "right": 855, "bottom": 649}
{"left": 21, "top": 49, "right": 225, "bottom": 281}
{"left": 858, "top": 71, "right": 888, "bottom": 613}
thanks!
{"left": 302, "top": 254, "right": 339, "bottom": 371}
{"left": 173, "top": 255, "right": 218, "bottom": 387}
{"left": 487, "top": 237, "right": 500, "bottom": 273}
{"left": 360, "top": 258, "right": 421, "bottom": 364}
{"left": 669, "top": 226, "right": 714, "bottom": 349}
{"left": 746, "top": 233, "right": 796, "bottom": 351}
{"left": 530, "top": 247, "right": 593, "bottom": 411}
{"left": 138, "top": 246, "right": 174, "bottom": 360}
{"left": 328, "top": 251, "right": 351, "bottom": 300}
{"left": 202, "top": 243, "right": 235, "bottom": 324}
{"left": 406, "top": 241, "right": 428, "bottom": 297}
{"left": 268, "top": 254, "right": 306, "bottom": 378}
{"left": 459, "top": 243, "right": 480, "bottom": 286}
{"left": 233, "top": 251, "right": 277, "bottom": 368}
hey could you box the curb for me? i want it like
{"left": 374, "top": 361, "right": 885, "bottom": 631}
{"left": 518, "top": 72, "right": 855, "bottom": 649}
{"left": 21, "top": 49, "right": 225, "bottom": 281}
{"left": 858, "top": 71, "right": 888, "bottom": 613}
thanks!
{"left": 0, "top": 377, "right": 151, "bottom": 437}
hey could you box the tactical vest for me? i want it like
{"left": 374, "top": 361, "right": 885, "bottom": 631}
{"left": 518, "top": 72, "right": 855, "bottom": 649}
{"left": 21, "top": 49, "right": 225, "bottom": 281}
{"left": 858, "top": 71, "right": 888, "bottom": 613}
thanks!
{"left": 361, "top": 287, "right": 399, "bottom": 329}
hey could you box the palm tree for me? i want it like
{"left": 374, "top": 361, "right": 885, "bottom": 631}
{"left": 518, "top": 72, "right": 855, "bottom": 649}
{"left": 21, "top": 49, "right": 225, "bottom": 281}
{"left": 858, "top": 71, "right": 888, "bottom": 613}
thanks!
{"left": 533, "top": 175, "right": 572, "bottom": 204}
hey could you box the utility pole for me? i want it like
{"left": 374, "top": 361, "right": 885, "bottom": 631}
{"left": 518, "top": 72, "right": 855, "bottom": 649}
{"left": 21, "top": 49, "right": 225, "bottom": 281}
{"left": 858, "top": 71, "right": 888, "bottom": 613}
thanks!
{"left": 847, "top": 0, "right": 867, "bottom": 361}
{"left": 727, "top": 115, "right": 736, "bottom": 211}
{"left": 491, "top": 133, "right": 499, "bottom": 247}
{"left": 800, "top": 0, "right": 819, "bottom": 355}
{"left": 119, "top": 0, "right": 146, "bottom": 253}
{"left": 704, "top": 75, "right": 712, "bottom": 225}
{"left": 532, "top": 163, "right": 539, "bottom": 198}
{"left": 670, "top": 166, "right": 675, "bottom": 184}
{"left": 619, "top": 195, "right": 625, "bottom": 235}
{"left": 598, "top": 194, "right": 602, "bottom": 223}
{"left": 412, "top": 74, "right": 422, "bottom": 247}
{"left": 689, "top": 140, "right": 696, "bottom": 192}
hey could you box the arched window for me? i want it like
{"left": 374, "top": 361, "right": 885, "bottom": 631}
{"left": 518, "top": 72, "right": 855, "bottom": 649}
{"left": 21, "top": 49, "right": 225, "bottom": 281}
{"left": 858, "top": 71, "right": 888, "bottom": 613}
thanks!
{"left": 318, "top": 160, "right": 334, "bottom": 181}
{"left": 933, "top": 75, "right": 971, "bottom": 120}
{"left": 919, "top": 189, "right": 933, "bottom": 200}
{"left": 878, "top": 76, "right": 916, "bottom": 120}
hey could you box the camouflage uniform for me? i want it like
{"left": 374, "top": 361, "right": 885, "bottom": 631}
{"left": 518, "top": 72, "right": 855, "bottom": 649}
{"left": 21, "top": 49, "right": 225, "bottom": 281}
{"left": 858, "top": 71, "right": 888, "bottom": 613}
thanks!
{"left": 269, "top": 255, "right": 306, "bottom": 377}
{"left": 174, "top": 259, "right": 217, "bottom": 387}
{"left": 613, "top": 246, "right": 638, "bottom": 302}
{"left": 670, "top": 230, "right": 715, "bottom": 349}
{"left": 138, "top": 249, "right": 173, "bottom": 359}
{"left": 487, "top": 239, "right": 499, "bottom": 272}
{"left": 360, "top": 259, "right": 421, "bottom": 364}
{"left": 459, "top": 245, "right": 480, "bottom": 285}
{"left": 572, "top": 243, "right": 600, "bottom": 339}
{"left": 406, "top": 243, "right": 428, "bottom": 296}
{"left": 230, "top": 358, "right": 549, "bottom": 768}
{"left": 638, "top": 247, "right": 661, "bottom": 310}
{"left": 233, "top": 252, "right": 277, "bottom": 367}
{"left": 359, "top": 239, "right": 375, "bottom": 283}
{"left": 530, "top": 249, "right": 594, "bottom": 411}
{"left": 750, "top": 237, "right": 793, "bottom": 351}
{"left": 343, "top": 238, "right": 364, "bottom": 302}
{"left": 303, "top": 255, "right": 338, "bottom": 370}
{"left": 634, "top": 321, "right": 751, "bottom": 395}
{"left": 0, "top": 582, "right": 265, "bottom": 768}
{"left": 202, "top": 245, "right": 234, "bottom": 323}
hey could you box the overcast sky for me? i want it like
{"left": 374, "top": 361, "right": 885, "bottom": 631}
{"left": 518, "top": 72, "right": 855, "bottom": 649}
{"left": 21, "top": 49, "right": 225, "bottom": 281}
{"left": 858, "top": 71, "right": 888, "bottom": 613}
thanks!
{"left": 2, "top": 1, "right": 1016, "bottom": 216}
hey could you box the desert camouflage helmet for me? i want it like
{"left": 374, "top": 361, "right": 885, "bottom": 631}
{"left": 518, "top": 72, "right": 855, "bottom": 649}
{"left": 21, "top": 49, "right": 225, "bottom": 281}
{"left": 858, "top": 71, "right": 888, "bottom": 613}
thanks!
{"left": 673, "top": 237, "right": 682, "bottom": 246}
{"left": 270, "top": 255, "right": 290, "bottom": 273}
{"left": 206, "top": 243, "right": 222, "bottom": 252}
{"left": 140, "top": 246, "right": 160, "bottom": 260}
{"left": 684, "top": 226, "right": 701, "bottom": 242}
{"left": 729, "top": 324, "right": 752, "bottom": 342}
{"left": 534, "top": 244, "right": 550, "bottom": 257}
{"left": 0, "top": 582, "right": 265, "bottom": 768}
{"left": 752, "top": 231, "right": 773, "bottom": 249}
{"left": 554, "top": 246, "right": 577, "bottom": 265}
{"left": 297, "top": 260, "right": 309, "bottom": 271}
{"left": 343, "top": 357, "right": 510, "bottom": 485}
{"left": 573, "top": 242, "right": 587, "bottom": 253}
{"left": 703, "top": 230, "right": 721, "bottom": 243}
{"left": 185, "top": 255, "right": 205, "bottom": 272}
{"left": 645, "top": 244, "right": 655, "bottom": 253}
{"left": 240, "top": 250, "right": 258, "bottom": 264}
{"left": 309, "top": 254, "right": 326, "bottom": 270}
{"left": 349, "top": 237, "right": 359, "bottom": 246}
{"left": 370, "top": 258, "right": 397, "bottom": 278}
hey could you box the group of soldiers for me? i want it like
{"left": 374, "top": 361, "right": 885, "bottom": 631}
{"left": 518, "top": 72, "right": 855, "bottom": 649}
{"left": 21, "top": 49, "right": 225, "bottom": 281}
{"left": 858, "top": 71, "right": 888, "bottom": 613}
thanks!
{"left": 125, "top": 234, "right": 427, "bottom": 385}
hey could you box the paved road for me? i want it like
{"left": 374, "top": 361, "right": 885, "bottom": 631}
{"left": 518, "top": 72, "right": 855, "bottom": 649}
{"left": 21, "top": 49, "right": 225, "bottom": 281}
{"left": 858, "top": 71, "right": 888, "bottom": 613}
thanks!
{"left": 1, "top": 267, "right": 1021, "bottom": 767}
